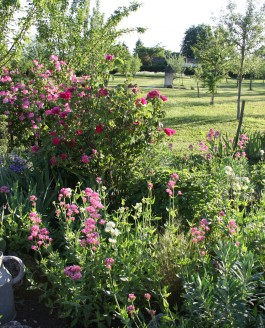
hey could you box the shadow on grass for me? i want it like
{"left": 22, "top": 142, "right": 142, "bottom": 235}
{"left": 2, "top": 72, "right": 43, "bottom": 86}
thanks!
{"left": 163, "top": 115, "right": 236, "bottom": 127}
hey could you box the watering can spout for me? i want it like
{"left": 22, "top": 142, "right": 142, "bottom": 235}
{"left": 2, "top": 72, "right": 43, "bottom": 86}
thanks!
{"left": 0, "top": 251, "right": 25, "bottom": 324}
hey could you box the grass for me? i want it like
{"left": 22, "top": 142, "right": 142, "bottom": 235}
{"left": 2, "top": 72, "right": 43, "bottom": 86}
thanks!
{"left": 110, "top": 74, "right": 265, "bottom": 153}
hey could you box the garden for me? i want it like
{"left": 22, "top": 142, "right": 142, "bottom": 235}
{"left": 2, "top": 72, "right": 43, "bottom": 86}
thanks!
{"left": 1, "top": 0, "right": 265, "bottom": 327}
{"left": 0, "top": 54, "right": 264, "bottom": 328}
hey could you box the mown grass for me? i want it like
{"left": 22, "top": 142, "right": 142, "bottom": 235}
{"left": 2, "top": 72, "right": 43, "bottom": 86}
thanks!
{"left": 110, "top": 74, "right": 265, "bottom": 153}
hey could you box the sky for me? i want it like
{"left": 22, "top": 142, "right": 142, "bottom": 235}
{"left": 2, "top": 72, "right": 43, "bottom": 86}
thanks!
{"left": 90, "top": 0, "right": 247, "bottom": 53}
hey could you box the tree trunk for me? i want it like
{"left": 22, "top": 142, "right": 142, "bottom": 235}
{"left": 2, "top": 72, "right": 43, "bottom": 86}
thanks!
{"left": 197, "top": 82, "right": 200, "bottom": 98}
{"left": 210, "top": 93, "right": 215, "bottom": 105}
{"left": 237, "top": 44, "right": 245, "bottom": 120}
{"left": 249, "top": 78, "right": 253, "bottom": 91}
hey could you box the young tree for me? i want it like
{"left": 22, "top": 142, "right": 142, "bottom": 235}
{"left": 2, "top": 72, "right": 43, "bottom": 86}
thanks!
{"left": 244, "top": 55, "right": 263, "bottom": 90}
{"left": 165, "top": 53, "right": 185, "bottom": 85}
{"left": 219, "top": 0, "right": 265, "bottom": 118}
{"left": 193, "top": 27, "right": 234, "bottom": 105}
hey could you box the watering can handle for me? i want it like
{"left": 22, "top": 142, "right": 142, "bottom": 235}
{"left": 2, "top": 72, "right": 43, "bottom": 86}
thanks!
{"left": 3, "top": 256, "right": 25, "bottom": 285}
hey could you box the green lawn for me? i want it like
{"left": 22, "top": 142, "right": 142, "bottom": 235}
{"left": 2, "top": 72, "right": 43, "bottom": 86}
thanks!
{"left": 110, "top": 74, "right": 265, "bottom": 153}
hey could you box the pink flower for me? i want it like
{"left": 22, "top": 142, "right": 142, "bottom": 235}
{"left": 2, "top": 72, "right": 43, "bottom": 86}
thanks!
{"left": 164, "top": 128, "right": 176, "bottom": 136}
{"left": 144, "top": 293, "right": 151, "bottom": 300}
{"left": 135, "top": 97, "right": 147, "bottom": 107}
{"left": 147, "top": 90, "right": 160, "bottom": 99}
{"left": 160, "top": 95, "right": 168, "bottom": 101}
{"left": 50, "top": 54, "right": 58, "bottom": 61}
{"left": 128, "top": 294, "right": 136, "bottom": 301}
{"left": 0, "top": 186, "right": 10, "bottom": 193}
{"left": 82, "top": 155, "right": 90, "bottom": 163}
{"left": 105, "top": 257, "right": 115, "bottom": 269}
{"left": 59, "top": 92, "right": 72, "bottom": 100}
{"left": 64, "top": 265, "right": 82, "bottom": 280}
{"left": 127, "top": 305, "right": 135, "bottom": 315}
{"left": 105, "top": 54, "right": 114, "bottom": 61}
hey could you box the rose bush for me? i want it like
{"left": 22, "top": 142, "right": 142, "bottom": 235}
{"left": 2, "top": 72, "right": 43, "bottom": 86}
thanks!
{"left": 0, "top": 55, "right": 171, "bottom": 189}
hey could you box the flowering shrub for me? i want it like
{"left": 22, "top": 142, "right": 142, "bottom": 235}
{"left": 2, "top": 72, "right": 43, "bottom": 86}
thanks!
{"left": 27, "top": 185, "right": 164, "bottom": 327}
{"left": 0, "top": 56, "right": 171, "bottom": 188}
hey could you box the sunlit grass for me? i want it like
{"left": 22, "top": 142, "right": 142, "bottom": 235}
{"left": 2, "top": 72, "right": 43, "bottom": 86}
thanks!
{"left": 110, "top": 74, "right": 265, "bottom": 153}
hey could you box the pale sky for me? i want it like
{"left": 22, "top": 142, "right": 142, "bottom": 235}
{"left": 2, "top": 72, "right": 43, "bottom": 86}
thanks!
{"left": 90, "top": 0, "right": 247, "bottom": 53}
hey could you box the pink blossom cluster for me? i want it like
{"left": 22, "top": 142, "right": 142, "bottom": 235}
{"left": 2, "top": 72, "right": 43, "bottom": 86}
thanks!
{"left": 105, "top": 257, "right": 115, "bottom": 269}
{"left": 28, "top": 225, "right": 52, "bottom": 251}
{"left": 227, "top": 219, "right": 237, "bottom": 235}
{"left": 135, "top": 97, "right": 147, "bottom": 107}
{"left": 0, "top": 185, "right": 10, "bottom": 193}
{"left": 166, "top": 173, "right": 179, "bottom": 196}
{"left": 64, "top": 265, "right": 82, "bottom": 280}
{"left": 126, "top": 293, "right": 155, "bottom": 316}
{"left": 30, "top": 195, "right": 38, "bottom": 207}
{"left": 105, "top": 54, "right": 114, "bottom": 61}
{"left": 80, "top": 218, "right": 100, "bottom": 248}
{"left": 146, "top": 90, "right": 168, "bottom": 102}
{"left": 238, "top": 134, "right": 248, "bottom": 149}
{"left": 190, "top": 218, "right": 210, "bottom": 243}
{"left": 206, "top": 128, "right": 220, "bottom": 141}
{"left": 164, "top": 128, "right": 176, "bottom": 136}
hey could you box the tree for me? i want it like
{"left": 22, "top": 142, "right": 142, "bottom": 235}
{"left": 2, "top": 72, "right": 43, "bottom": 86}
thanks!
{"left": 244, "top": 55, "right": 263, "bottom": 90}
{"left": 193, "top": 27, "right": 234, "bottom": 105}
{"left": 133, "top": 39, "right": 165, "bottom": 67}
{"left": 0, "top": 0, "right": 46, "bottom": 67}
{"left": 115, "top": 44, "right": 141, "bottom": 77}
{"left": 180, "top": 24, "right": 211, "bottom": 59}
{"left": 219, "top": 0, "right": 265, "bottom": 119}
{"left": 31, "top": 0, "right": 143, "bottom": 72}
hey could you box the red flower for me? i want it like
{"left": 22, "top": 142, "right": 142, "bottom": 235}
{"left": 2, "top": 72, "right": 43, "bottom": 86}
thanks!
{"left": 60, "top": 153, "right": 67, "bottom": 160}
{"left": 98, "top": 88, "right": 108, "bottom": 97}
{"left": 59, "top": 92, "right": 72, "bottom": 100}
{"left": 95, "top": 124, "right": 103, "bottom": 133}
{"left": 52, "top": 137, "right": 61, "bottom": 145}
{"left": 76, "top": 130, "right": 83, "bottom": 135}
{"left": 164, "top": 128, "right": 176, "bottom": 136}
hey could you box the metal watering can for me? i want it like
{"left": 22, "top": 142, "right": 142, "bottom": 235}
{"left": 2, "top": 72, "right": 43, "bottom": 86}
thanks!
{"left": 0, "top": 251, "right": 25, "bottom": 324}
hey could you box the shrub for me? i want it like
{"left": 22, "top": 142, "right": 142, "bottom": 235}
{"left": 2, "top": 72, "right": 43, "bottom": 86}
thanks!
{"left": 0, "top": 56, "right": 170, "bottom": 191}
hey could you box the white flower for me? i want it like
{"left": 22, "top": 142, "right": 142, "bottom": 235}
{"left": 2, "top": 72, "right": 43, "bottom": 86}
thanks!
{"left": 241, "top": 177, "right": 250, "bottom": 184}
{"left": 105, "top": 221, "right": 116, "bottom": 232}
{"left": 224, "top": 166, "right": 234, "bottom": 176}
{"left": 108, "top": 238, "right": 117, "bottom": 244}
{"left": 260, "top": 149, "right": 264, "bottom": 156}
{"left": 112, "top": 228, "right": 120, "bottom": 237}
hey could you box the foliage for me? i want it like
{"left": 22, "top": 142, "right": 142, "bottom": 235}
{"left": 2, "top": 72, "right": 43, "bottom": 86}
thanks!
{"left": 0, "top": 56, "right": 170, "bottom": 192}
{"left": 133, "top": 38, "right": 166, "bottom": 68}
{"left": 180, "top": 24, "right": 211, "bottom": 59}
{"left": 28, "top": 0, "right": 143, "bottom": 73}
{"left": 24, "top": 185, "right": 167, "bottom": 327}
{"left": 218, "top": 0, "right": 265, "bottom": 118}
{"left": 193, "top": 26, "right": 234, "bottom": 104}
{"left": 165, "top": 54, "right": 186, "bottom": 82}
